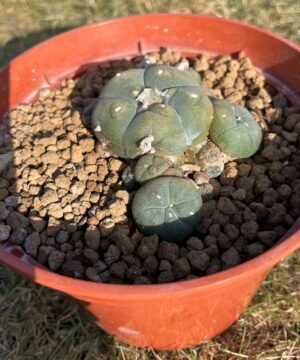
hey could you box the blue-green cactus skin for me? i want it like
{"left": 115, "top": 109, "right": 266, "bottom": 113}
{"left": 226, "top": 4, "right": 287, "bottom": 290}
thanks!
{"left": 209, "top": 98, "right": 262, "bottom": 159}
{"left": 134, "top": 154, "right": 182, "bottom": 184}
{"left": 132, "top": 176, "right": 203, "bottom": 242}
{"left": 91, "top": 65, "right": 213, "bottom": 159}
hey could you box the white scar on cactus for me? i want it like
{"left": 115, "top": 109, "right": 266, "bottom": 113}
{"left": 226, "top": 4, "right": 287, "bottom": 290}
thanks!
{"left": 94, "top": 125, "right": 101, "bottom": 132}
{"left": 136, "top": 88, "right": 168, "bottom": 109}
{"left": 139, "top": 135, "right": 155, "bottom": 154}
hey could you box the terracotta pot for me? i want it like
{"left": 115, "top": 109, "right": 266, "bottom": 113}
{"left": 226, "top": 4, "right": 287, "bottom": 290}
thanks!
{"left": 0, "top": 14, "right": 299, "bottom": 350}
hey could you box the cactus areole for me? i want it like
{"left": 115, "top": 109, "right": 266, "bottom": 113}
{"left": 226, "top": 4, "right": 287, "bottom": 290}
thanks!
{"left": 91, "top": 64, "right": 262, "bottom": 242}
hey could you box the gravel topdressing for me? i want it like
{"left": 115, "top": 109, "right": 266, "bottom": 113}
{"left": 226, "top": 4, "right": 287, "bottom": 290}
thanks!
{"left": 0, "top": 49, "right": 299, "bottom": 284}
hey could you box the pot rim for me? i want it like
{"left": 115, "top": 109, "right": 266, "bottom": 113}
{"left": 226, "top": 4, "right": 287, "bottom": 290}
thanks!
{"left": 0, "top": 14, "right": 299, "bottom": 300}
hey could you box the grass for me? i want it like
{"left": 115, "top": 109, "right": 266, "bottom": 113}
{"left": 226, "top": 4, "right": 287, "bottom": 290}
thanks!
{"left": 0, "top": 0, "right": 299, "bottom": 66}
{"left": 0, "top": 0, "right": 299, "bottom": 359}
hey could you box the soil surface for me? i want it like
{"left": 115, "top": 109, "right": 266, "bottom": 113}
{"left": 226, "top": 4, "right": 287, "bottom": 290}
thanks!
{"left": 0, "top": 49, "right": 299, "bottom": 284}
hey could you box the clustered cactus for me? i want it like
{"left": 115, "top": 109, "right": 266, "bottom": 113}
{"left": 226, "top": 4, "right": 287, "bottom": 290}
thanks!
{"left": 90, "top": 64, "right": 262, "bottom": 242}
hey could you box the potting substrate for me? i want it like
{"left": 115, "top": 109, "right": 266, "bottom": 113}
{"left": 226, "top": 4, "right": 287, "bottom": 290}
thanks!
{"left": 0, "top": 49, "right": 299, "bottom": 285}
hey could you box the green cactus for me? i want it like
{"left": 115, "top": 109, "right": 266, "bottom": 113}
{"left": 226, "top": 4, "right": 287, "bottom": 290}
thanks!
{"left": 209, "top": 98, "right": 262, "bottom": 159}
{"left": 91, "top": 65, "right": 213, "bottom": 158}
{"left": 132, "top": 176, "right": 202, "bottom": 242}
{"left": 134, "top": 154, "right": 183, "bottom": 184}
{"left": 87, "top": 62, "right": 263, "bottom": 243}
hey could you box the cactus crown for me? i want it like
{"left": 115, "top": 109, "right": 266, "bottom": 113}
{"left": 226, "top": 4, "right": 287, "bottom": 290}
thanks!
{"left": 92, "top": 65, "right": 214, "bottom": 159}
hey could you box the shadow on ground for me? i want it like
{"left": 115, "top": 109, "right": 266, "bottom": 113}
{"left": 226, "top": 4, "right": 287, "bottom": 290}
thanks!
{"left": 0, "top": 26, "right": 73, "bottom": 68}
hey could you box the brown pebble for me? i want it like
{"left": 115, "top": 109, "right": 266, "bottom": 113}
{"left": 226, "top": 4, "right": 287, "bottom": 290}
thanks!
{"left": 204, "top": 235, "right": 217, "bottom": 247}
{"left": 255, "top": 175, "right": 271, "bottom": 193}
{"left": 79, "top": 138, "right": 95, "bottom": 153}
{"left": 40, "top": 189, "right": 59, "bottom": 206}
{"left": 109, "top": 261, "right": 127, "bottom": 280}
{"left": 0, "top": 202, "right": 9, "bottom": 220}
{"left": 263, "top": 188, "right": 279, "bottom": 207}
{"left": 202, "top": 200, "right": 216, "bottom": 218}
{"left": 84, "top": 225, "right": 100, "bottom": 250}
{"left": 186, "top": 237, "right": 204, "bottom": 251}
{"left": 268, "top": 204, "right": 286, "bottom": 224}
{"left": 126, "top": 265, "right": 143, "bottom": 281}
{"left": 144, "top": 255, "right": 158, "bottom": 274}
{"left": 157, "top": 241, "right": 179, "bottom": 263}
{"left": 48, "top": 203, "right": 64, "bottom": 218}
{"left": 93, "top": 260, "right": 107, "bottom": 273}
{"left": 37, "top": 245, "right": 53, "bottom": 264}
{"left": 238, "top": 164, "right": 251, "bottom": 177}
{"left": 70, "top": 181, "right": 86, "bottom": 195}
{"left": 277, "top": 184, "right": 292, "bottom": 199}
{"left": 159, "top": 259, "right": 172, "bottom": 272}
{"left": 220, "top": 186, "right": 236, "bottom": 197}
{"left": 212, "top": 210, "right": 230, "bottom": 226}
{"left": 245, "top": 243, "right": 265, "bottom": 258}
{"left": 137, "top": 235, "right": 159, "bottom": 259}
{"left": 0, "top": 224, "right": 11, "bottom": 241}
{"left": 221, "top": 247, "right": 241, "bottom": 268}
{"left": 85, "top": 267, "right": 101, "bottom": 282}
{"left": 9, "top": 227, "right": 28, "bottom": 244}
{"left": 244, "top": 208, "right": 257, "bottom": 222}
{"left": 23, "top": 232, "right": 40, "bottom": 257}
{"left": 104, "top": 244, "right": 121, "bottom": 265}
{"left": 157, "top": 271, "right": 175, "bottom": 284}
{"left": 48, "top": 250, "right": 65, "bottom": 270}
{"left": 217, "top": 233, "right": 232, "bottom": 250}
{"left": 232, "top": 235, "right": 247, "bottom": 252}
{"left": 54, "top": 174, "right": 71, "bottom": 190}
{"left": 71, "top": 144, "right": 84, "bottom": 163}
{"left": 257, "top": 231, "right": 277, "bottom": 247}
{"left": 220, "top": 167, "right": 238, "bottom": 186}
{"left": 134, "top": 276, "right": 152, "bottom": 285}
{"left": 83, "top": 247, "right": 99, "bottom": 264}
{"left": 224, "top": 224, "right": 240, "bottom": 240}
{"left": 241, "top": 221, "right": 259, "bottom": 240}
{"left": 232, "top": 189, "right": 246, "bottom": 201}
{"left": 111, "top": 232, "right": 135, "bottom": 255}
{"left": 61, "top": 260, "right": 85, "bottom": 278}
{"left": 173, "top": 258, "right": 191, "bottom": 279}
{"left": 108, "top": 158, "right": 124, "bottom": 171}
{"left": 197, "top": 218, "right": 212, "bottom": 233}
{"left": 249, "top": 202, "right": 268, "bottom": 219}
{"left": 217, "top": 197, "right": 238, "bottom": 215}
{"left": 209, "top": 178, "right": 221, "bottom": 196}
{"left": 56, "top": 231, "right": 69, "bottom": 244}
{"left": 187, "top": 250, "right": 210, "bottom": 272}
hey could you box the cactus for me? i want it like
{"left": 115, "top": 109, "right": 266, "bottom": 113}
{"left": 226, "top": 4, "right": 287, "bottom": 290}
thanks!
{"left": 134, "top": 154, "right": 183, "bottom": 184}
{"left": 132, "top": 177, "right": 203, "bottom": 242}
{"left": 209, "top": 98, "right": 262, "bottom": 159}
{"left": 88, "top": 63, "right": 262, "bottom": 243}
{"left": 91, "top": 65, "right": 214, "bottom": 158}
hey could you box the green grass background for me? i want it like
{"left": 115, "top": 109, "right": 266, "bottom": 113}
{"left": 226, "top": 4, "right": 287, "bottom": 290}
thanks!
{"left": 0, "top": 1, "right": 299, "bottom": 359}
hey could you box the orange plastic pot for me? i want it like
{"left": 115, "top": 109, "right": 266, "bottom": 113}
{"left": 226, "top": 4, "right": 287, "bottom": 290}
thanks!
{"left": 0, "top": 14, "right": 299, "bottom": 350}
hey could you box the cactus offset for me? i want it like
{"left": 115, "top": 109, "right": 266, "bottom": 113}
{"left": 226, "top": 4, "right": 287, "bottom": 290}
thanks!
{"left": 132, "top": 177, "right": 203, "bottom": 242}
{"left": 209, "top": 98, "right": 262, "bottom": 159}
